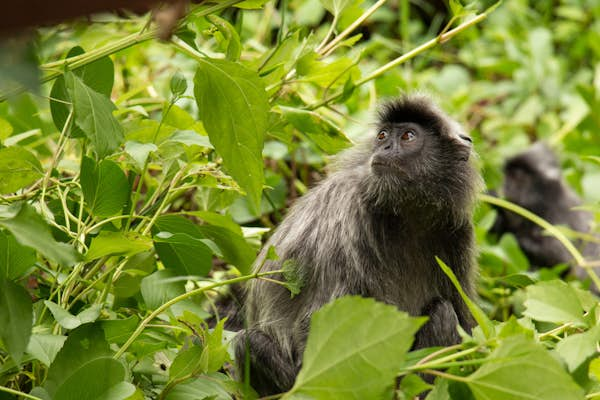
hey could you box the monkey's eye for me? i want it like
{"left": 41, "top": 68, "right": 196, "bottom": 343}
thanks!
{"left": 400, "top": 130, "right": 416, "bottom": 141}
{"left": 377, "top": 130, "right": 388, "bottom": 141}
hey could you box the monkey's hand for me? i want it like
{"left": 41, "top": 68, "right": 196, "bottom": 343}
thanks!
{"left": 234, "top": 329, "right": 299, "bottom": 396}
{"left": 413, "top": 298, "right": 461, "bottom": 349}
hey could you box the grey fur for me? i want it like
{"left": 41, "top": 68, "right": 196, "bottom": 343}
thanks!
{"left": 235, "top": 95, "right": 481, "bottom": 396}
{"left": 494, "top": 142, "right": 600, "bottom": 289}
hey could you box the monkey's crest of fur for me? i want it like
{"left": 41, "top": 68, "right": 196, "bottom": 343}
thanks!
{"left": 238, "top": 94, "right": 482, "bottom": 395}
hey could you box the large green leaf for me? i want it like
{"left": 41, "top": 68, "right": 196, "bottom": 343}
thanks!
{"left": 45, "top": 324, "right": 111, "bottom": 396}
{"left": 0, "top": 279, "right": 33, "bottom": 363}
{"left": 0, "top": 146, "right": 43, "bottom": 194}
{"left": 50, "top": 46, "right": 114, "bottom": 137}
{"left": 53, "top": 357, "right": 135, "bottom": 400}
{"left": 0, "top": 230, "right": 36, "bottom": 280}
{"left": 286, "top": 296, "right": 426, "bottom": 400}
{"left": 66, "top": 71, "right": 124, "bottom": 158}
{"left": 80, "top": 156, "right": 129, "bottom": 218}
{"left": 466, "top": 336, "right": 585, "bottom": 400}
{"left": 193, "top": 58, "right": 268, "bottom": 213}
{"left": 523, "top": 280, "right": 586, "bottom": 327}
{"left": 0, "top": 203, "right": 80, "bottom": 266}
{"left": 279, "top": 106, "right": 352, "bottom": 154}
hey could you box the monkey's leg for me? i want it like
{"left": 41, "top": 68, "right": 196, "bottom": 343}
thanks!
{"left": 413, "top": 298, "right": 461, "bottom": 349}
{"left": 234, "top": 329, "right": 299, "bottom": 396}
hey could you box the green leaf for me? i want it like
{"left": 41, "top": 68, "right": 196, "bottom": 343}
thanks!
{"left": 153, "top": 231, "right": 214, "bottom": 277}
{"left": 187, "top": 211, "right": 242, "bottom": 235}
{"left": 199, "top": 319, "right": 230, "bottom": 374}
{"left": 282, "top": 259, "right": 305, "bottom": 298}
{"left": 85, "top": 231, "right": 153, "bottom": 261}
{"left": 436, "top": 257, "right": 494, "bottom": 338}
{"left": 207, "top": 15, "right": 242, "bottom": 61}
{"left": 320, "top": 0, "right": 356, "bottom": 17}
{"left": 44, "top": 300, "right": 81, "bottom": 329}
{"left": 235, "top": 0, "right": 270, "bottom": 8}
{"left": 296, "top": 53, "right": 359, "bottom": 88}
{"left": 0, "top": 203, "right": 80, "bottom": 266}
{"left": 164, "top": 374, "right": 232, "bottom": 400}
{"left": 66, "top": 71, "right": 124, "bottom": 158}
{"left": 286, "top": 296, "right": 426, "bottom": 400}
{"left": 0, "top": 146, "right": 43, "bottom": 194}
{"left": 167, "top": 130, "right": 213, "bottom": 148}
{"left": 0, "top": 230, "right": 36, "bottom": 280}
{"left": 155, "top": 215, "right": 255, "bottom": 274}
{"left": 279, "top": 106, "right": 352, "bottom": 154}
{"left": 50, "top": 46, "right": 114, "bottom": 137}
{"left": 523, "top": 280, "right": 586, "bottom": 327}
{"left": 170, "top": 346, "right": 204, "bottom": 380}
{"left": 170, "top": 72, "right": 188, "bottom": 97}
{"left": 140, "top": 269, "right": 185, "bottom": 310}
{"left": 44, "top": 301, "right": 101, "bottom": 330}
{"left": 53, "top": 357, "right": 135, "bottom": 400}
{"left": 466, "top": 336, "right": 585, "bottom": 400}
{"left": 101, "top": 316, "right": 140, "bottom": 345}
{"left": 124, "top": 141, "right": 157, "bottom": 171}
{"left": 556, "top": 325, "right": 600, "bottom": 372}
{"left": 80, "top": 156, "right": 130, "bottom": 217}
{"left": 45, "top": 324, "right": 111, "bottom": 396}
{"left": 399, "top": 374, "right": 433, "bottom": 399}
{"left": 0, "top": 279, "right": 33, "bottom": 363}
{"left": 27, "top": 334, "right": 67, "bottom": 366}
{"left": 195, "top": 224, "right": 255, "bottom": 274}
{"left": 194, "top": 58, "right": 268, "bottom": 213}
{"left": 0, "top": 117, "right": 13, "bottom": 140}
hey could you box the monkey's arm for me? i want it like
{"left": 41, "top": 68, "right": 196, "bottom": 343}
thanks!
{"left": 413, "top": 298, "right": 461, "bottom": 349}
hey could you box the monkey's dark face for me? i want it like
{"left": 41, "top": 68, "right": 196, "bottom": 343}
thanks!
{"left": 370, "top": 122, "right": 473, "bottom": 180}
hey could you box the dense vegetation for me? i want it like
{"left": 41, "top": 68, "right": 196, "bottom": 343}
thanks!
{"left": 1, "top": 0, "right": 600, "bottom": 399}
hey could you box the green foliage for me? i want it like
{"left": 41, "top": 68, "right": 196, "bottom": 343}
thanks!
{"left": 286, "top": 297, "right": 425, "bottom": 400}
{"left": 2, "top": 0, "right": 600, "bottom": 399}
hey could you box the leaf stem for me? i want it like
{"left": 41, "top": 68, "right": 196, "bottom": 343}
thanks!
{"left": 113, "top": 270, "right": 282, "bottom": 359}
{"left": 307, "top": 3, "right": 498, "bottom": 110}
{"left": 421, "top": 369, "right": 470, "bottom": 383}
{"left": 320, "top": 0, "right": 387, "bottom": 56}
{"left": 0, "top": 386, "right": 43, "bottom": 400}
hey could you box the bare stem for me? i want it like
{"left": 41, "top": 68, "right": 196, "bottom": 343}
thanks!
{"left": 320, "top": 0, "right": 388, "bottom": 56}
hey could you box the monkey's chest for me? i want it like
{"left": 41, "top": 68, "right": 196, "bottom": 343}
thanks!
{"left": 362, "top": 256, "right": 444, "bottom": 316}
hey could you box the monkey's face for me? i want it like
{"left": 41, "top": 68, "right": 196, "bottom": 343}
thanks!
{"left": 370, "top": 122, "right": 473, "bottom": 181}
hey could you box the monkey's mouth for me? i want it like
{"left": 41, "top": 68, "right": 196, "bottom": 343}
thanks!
{"left": 371, "top": 160, "right": 405, "bottom": 176}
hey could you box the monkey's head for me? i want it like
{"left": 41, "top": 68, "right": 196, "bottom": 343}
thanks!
{"left": 360, "top": 95, "right": 480, "bottom": 220}
{"left": 503, "top": 142, "right": 563, "bottom": 209}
